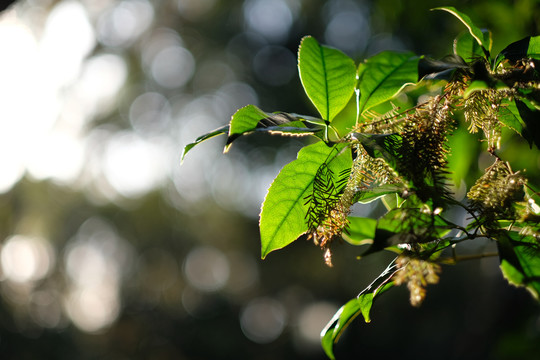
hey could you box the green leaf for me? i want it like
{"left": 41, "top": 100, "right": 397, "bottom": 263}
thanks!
{"left": 497, "top": 36, "right": 540, "bottom": 65}
{"left": 321, "top": 266, "right": 396, "bottom": 360}
{"left": 226, "top": 105, "right": 270, "bottom": 150}
{"left": 180, "top": 125, "right": 229, "bottom": 164}
{"left": 357, "top": 51, "right": 419, "bottom": 115}
{"left": 226, "top": 105, "right": 321, "bottom": 151}
{"left": 298, "top": 36, "right": 357, "bottom": 122}
{"left": 447, "top": 126, "right": 477, "bottom": 186}
{"left": 356, "top": 184, "right": 403, "bottom": 204}
{"left": 418, "top": 55, "right": 468, "bottom": 81}
{"left": 498, "top": 232, "right": 540, "bottom": 300}
{"left": 342, "top": 216, "right": 377, "bottom": 246}
{"left": 454, "top": 29, "right": 492, "bottom": 61}
{"left": 515, "top": 99, "right": 540, "bottom": 148}
{"left": 433, "top": 7, "right": 490, "bottom": 60}
{"left": 499, "top": 100, "right": 525, "bottom": 135}
{"left": 527, "top": 36, "right": 540, "bottom": 59}
{"left": 260, "top": 142, "right": 352, "bottom": 259}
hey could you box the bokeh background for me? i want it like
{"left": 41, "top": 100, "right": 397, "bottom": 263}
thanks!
{"left": 0, "top": 0, "right": 539, "bottom": 359}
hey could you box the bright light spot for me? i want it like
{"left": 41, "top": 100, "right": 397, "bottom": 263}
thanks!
{"left": 240, "top": 297, "right": 287, "bottom": 343}
{"left": 243, "top": 0, "right": 294, "bottom": 43}
{"left": 40, "top": 1, "right": 96, "bottom": 87}
{"left": 63, "top": 218, "right": 132, "bottom": 333}
{"left": 0, "top": 235, "right": 55, "bottom": 284}
{"left": 96, "top": 0, "right": 154, "bottom": 48}
{"left": 129, "top": 92, "right": 171, "bottom": 135}
{"left": 325, "top": 11, "right": 370, "bottom": 54}
{"left": 77, "top": 53, "right": 128, "bottom": 118}
{"left": 0, "top": 13, "right": 55, "bottom": 193}
{"left": 64, "top": 285, "right": 120, "bottom": 333}
{"left": 140, "top": 28, "right": 183, "bottom": 68}
{"left": 297, "top": 302, "right": 338, "bottom": 345}
{"left": 26, "top": 131, "right": 84, "bottom": 185}
{"left": 183, "top": 246, "right": 230, "bottom": 292}
{"left": 150, "top": 45, "right": 195, "bottom": 89}
{"left": 102, "top": 132, "right": 170, "bottom": 198}
{"left": 65, "top": 241, "right": 112, "bottom": 288}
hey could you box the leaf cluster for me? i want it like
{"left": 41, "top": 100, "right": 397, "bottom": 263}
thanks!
{"left": 182, "top": 7, "right": 540, "bottom": 359}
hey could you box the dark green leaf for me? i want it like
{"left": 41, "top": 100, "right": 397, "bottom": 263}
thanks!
{"left": 180, "top": 125, "right": 229, "bottom": 164}
{"left": 515, "top": 99, "right": 540, "bottom": 148}
{"left": 358, "top": 51, "right": 419, "bottom": 114}
{"left": 321, "top": 265, "right": 396, "bottom": 360}
{"left": 298, "top": 36, "right": 357, "bottom": 122}
{"left": 498, "top": 232, "right": 540, "bottom": 300}
{"left": 342, "top": 216, "right": 377, "bottom": 246}
{"left": 418, "top": 55, "right": 468, "bottom": 81}
{"left": 260, "top": 142, "right": 352, "bottom": 258}
{"left": 496, "top": 36, "right": 540, "bottom": 65}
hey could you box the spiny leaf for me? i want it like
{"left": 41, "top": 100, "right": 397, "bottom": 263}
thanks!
{"left": 298, "top": 36, "right": 356, "bottom": 122}
{"left": 357, "top": 51, "right": 419, "bottom": 115}
{"left": 260, "top": 142, "right": 351, "bottom": 259}
{"left": 180, "top": 125, "right": 228, "bottom": 164}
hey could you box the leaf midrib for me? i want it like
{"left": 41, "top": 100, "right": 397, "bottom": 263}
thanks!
{"left": 359, "top": 55, "right": 412, "bottom": 115}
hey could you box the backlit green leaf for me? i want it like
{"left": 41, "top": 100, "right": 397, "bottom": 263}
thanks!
{"left": 226, "top": 105, "right": 324, "bottom": 151}
{"left": 298, "top": 36, "right": 356, "bottom": 122}
{"left": 454, "top": 29, "right": 492, "bottom": 61}
{"left": 180, "top": 125, "right": 228, "bottom": 164}
{"left": 357, "top": 51, "right": 419, "bottom": 115}
{"left": 260, "top": 142, "right": 352, "bottom": 259}
{"left": 434, "top": 7, "right": 490, "bottom": 60}
{"left": 498, "top": 232, "right": 540, "bottom": 299}
{"left": 342, "top": 216, "right": 377, "bottom": 246}
{"left": 527, "top": 36, "right": 540, "bottom": 59}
